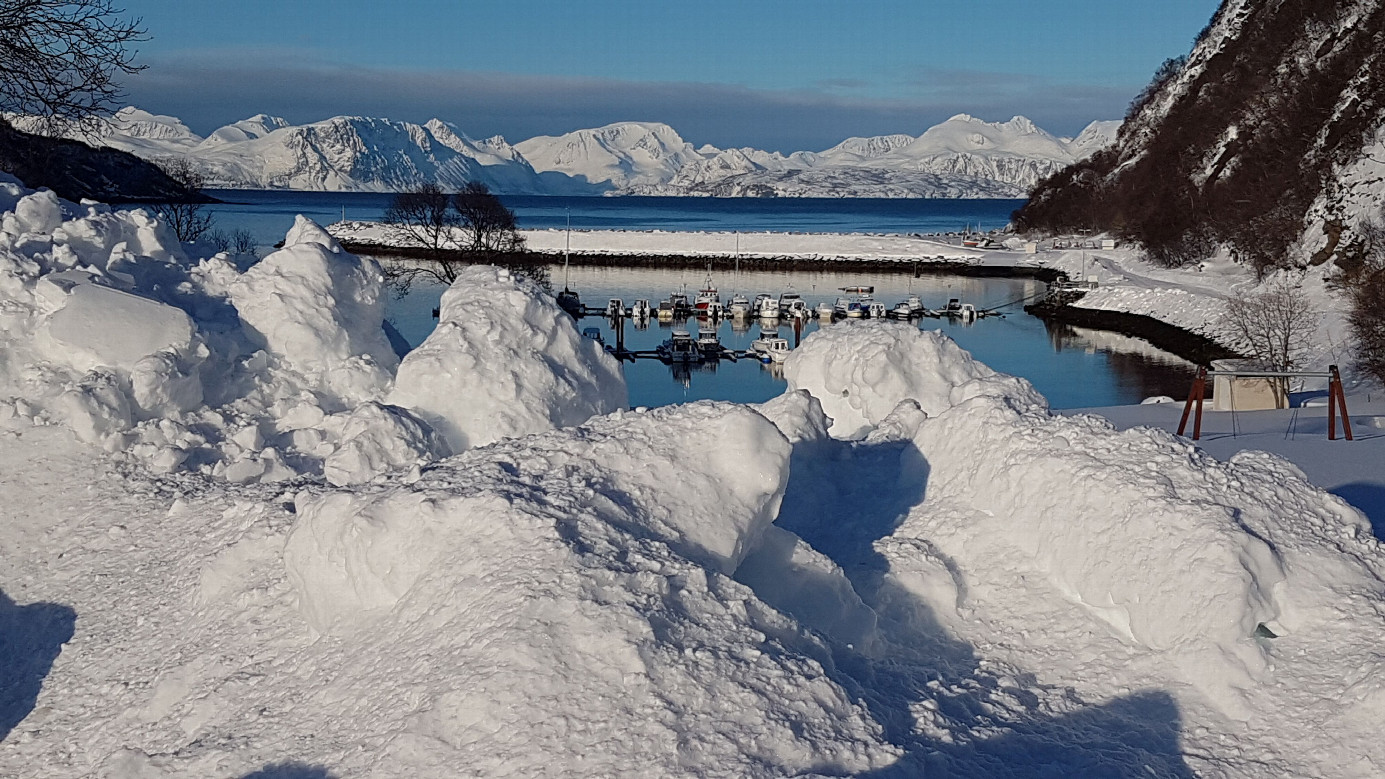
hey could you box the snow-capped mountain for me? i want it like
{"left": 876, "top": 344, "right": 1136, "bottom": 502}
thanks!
{"left": 628, "top": 115, "right": 1119, "bottom": 198}
{"left": 513, "top": 122, "right": 709, "bottom": 190}
{"left": 38, "top": 109, "right": 1118, "bottom": 197}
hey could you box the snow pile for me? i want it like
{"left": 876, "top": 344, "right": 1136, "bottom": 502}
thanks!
{"left": 782, "top": 320, "right": 1046, "bottom": 437}
{"left": 389, "top": 265, "right": 627, "bottom": 452}
{"left": 0, "top": 176, "right": 622, "bottom": 487}
{"left": 229, "top": 215, "right": 398, "bottom": 406}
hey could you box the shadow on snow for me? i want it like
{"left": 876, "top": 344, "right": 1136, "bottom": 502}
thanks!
{"left": 0, "top": 589, "right": 76, "bottom": 742}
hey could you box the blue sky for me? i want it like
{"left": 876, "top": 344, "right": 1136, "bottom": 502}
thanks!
{"left": 118, "top": 0, "right": 1221, "bottom": 152}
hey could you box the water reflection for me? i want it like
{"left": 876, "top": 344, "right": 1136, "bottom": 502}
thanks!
{"left": 382, "top": 263, "right": 1196, "bottom": 410}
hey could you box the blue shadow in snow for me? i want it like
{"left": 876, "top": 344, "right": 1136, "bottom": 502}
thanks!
{"left": 0, "top": 589, "right": 76, "bottom": 742}
{"left": 1332, "top": 482, "right": 1385, "bottom": 540}
{"left": 240, "top": 763, "right": 337, "bottom": 779}
{"left": 862, "top": 689, "right": 1193, "bottom": 778}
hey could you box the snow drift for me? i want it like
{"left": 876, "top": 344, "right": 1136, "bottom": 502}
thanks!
{"left": 388, "top": 265, "right": 627, "bottom": 452}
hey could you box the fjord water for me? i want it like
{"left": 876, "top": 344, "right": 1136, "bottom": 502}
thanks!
{"left": 202, "top": 190, "right": 1026, "bottom": 244}
{"left": 385, "top": 265, "right": 1197, "bottom": 410}
{"left": 189, "top": 190, "right": 1194, "bottom": 409}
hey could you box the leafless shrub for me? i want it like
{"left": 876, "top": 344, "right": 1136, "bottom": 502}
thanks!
{"left": 154, "top": 156, "right": 214, "bottom": 242}
{"left": 1222, "top": 278, "right": 1319, "bottom": 371}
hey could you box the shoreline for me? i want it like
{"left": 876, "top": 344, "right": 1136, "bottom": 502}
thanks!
{"left": 340, "top": 239, "right": 1067, "bottom": 280}
{"left": 348, "top": 240, "right": 1236, "bottom": 368}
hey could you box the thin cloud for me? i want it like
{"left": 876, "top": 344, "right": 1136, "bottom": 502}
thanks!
{"left": 120, "top": 52, "right": 1134, "bottom": 152}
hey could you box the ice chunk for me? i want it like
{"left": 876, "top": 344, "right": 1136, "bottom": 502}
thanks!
{"left": 388, "top": 265, "right": 627, "bottom": 451}
{"left": 44, "top": 283, "right": 196, "bottom": 373}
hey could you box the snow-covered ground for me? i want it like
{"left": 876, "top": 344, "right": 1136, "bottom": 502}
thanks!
{"left": 5, "top": 178, "right": 1385, "bottom": 777}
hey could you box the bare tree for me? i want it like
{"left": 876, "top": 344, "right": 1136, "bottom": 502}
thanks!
{"left": 453, "top": 181, "right": 525, "bottom": 255}
{"left": 383, "top": 182, "right": 458, "bottom": 255}
{"left": 153, "top": 157, "right": 214, "bottom": 242}
{"left": 1222, "top": 278, "right": 1319, "bottom": 371}
{"left": 382, "top": 181, "right": 546, "bottom": 293}
{"left": 0, "top": 0, "right": 145, "bottom": 131}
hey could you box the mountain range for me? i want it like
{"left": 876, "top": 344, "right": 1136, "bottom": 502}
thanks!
{"left": 16, "top": 108, "right": 1119, "bottom": 199}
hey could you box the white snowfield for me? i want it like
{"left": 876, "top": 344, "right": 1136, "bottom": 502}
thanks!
{"left": 5, "top": 178, "right": 1385, "bottom": 777}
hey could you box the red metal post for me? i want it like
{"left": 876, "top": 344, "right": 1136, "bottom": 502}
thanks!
{"left": 1332, "top": 366, "right": 1354, "bottom": 441}
{"left": 1178, "top": 367, "right": 1205, "bottom": 437}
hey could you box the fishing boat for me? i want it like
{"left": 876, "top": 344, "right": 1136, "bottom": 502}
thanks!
{"left": 631, "top": 299, "right": 651, "bottom": 319}
{"left": 658, "top": 329, "right": 701, "bottom": 363}
{"left": 694, "top": 274, "right": 719, "bottom": 312}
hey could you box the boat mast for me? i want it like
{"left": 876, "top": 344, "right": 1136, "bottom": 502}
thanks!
{"left": 564, "top": 207, "right": 572, "bottom": 292}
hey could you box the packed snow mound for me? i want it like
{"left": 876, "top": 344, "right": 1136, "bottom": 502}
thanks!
{"left": 388, "top": 265, "right": 627, "bottom": 451}
{"left": 230, "top": 216, "right": 398, "bottom": 406}
{"left": 281, "top": 402, "right": 893, "bottom": 775}
{"left": 783, "top": 321, "right": 1046, "bottom": 437}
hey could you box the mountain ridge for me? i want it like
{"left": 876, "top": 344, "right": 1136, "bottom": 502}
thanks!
{"left": 23, "top": 109, "right": 1119, "bottom": 199}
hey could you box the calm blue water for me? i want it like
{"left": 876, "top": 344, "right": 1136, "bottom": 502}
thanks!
{"left": 168, "top": 190, "right": 1193, "bottom": 410}
{"left": 199, "top": 190, "right": 1024, "bottom": 248}
{"left": 382, "top": 265, "right": 1197, "bottom": 410}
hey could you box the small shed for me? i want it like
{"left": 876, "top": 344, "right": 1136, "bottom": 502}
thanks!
{"left": 1100, "top": 238, "right": 1117, "bottom": 251}
{"left": 1210, "top": 359, "right": 1289, "bottom": 411}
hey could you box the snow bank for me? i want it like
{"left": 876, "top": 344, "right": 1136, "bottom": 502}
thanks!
{"left": 782, "top": 320, "right": 1046, "bottom": 437}
{"left": 279, "top": 402, "right": 895, "bottom": 775}
{"left": 388, "top": 265, "right": 627, "bottom": 451}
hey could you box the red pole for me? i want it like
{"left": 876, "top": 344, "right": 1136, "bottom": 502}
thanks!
{"left": 1178, "top": 367, "right": 1205, "bottom": 437}
{"left": 1332, "top": 366, "right": 1354, "bottom": 441}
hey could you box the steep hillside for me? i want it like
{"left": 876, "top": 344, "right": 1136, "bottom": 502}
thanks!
{"left": 1015, "top": 0, "right": 1385, "bottom": 272}
{"left": 0, "top": 117, "right": 202, "bottom": 203}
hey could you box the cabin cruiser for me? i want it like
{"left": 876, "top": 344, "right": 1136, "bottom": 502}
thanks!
{"left": 728, "top": 293, "right": 752, "bottom": 318}
{"left": 887, "top": 301, "right": 914, "bottom": 319}
{"left": 658, "top": 329, "right": 701, "bottom": 363}
{"left": 696, "top": 326, "right": 721, "bottom": 356}
{"left": 750, "top": 336, "right": 791, "bottom": 363}
{"left": 757, "top": 295, "right": 781, "bottom": 319}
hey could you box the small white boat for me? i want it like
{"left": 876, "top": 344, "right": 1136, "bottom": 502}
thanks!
{"left": 631, "top": 299, "right": 651, "bottom": 319}
{"left": 959, "top": 303, "right": 978, "bottom": 321}
{"left": 753, "top": 337, "right": 791, "bottom": 363}
{"left": 887, "top": 301, "right": 914, "bottom": 319}
{"left": 867, "top": 301, "right": 887, "bottom": 319}
{"left": 669, "top": 292, "right": 690, "bottom": 315}
{"left": 758, "top": 295, "right": 781, "bottom": 319}
{"left": 845, "top": 300, "right": 865, "bottom": 318}
{"left": 656, "top": 300, "right": 675, "bottom": 321}
{"left": 817, "top": 301, "right": 835, "bottom": 318}
{"left": 728, "top": 294, "right": 752, "bottom": 317}
{"left": 704, "top": 300, "right": 726, "bottom": 319}
{"left": 784, "top": 298, "right": 809, "bottom": 318}
{"left": 906, "top": 294, "right": 924, "bottom": 313}
{"left": 833, "top": 297, "right": 851, "bottom": 317}
{"left": 605, "top": 298, "right": 624, "bottom": 318}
